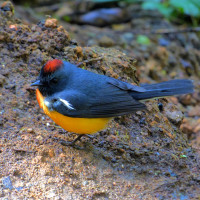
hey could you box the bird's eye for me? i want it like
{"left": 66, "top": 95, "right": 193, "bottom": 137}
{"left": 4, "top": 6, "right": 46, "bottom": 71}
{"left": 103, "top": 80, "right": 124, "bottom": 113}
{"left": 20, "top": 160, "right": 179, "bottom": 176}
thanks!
{"left": 51, "top": 78, "right": 58, "bottom": 84}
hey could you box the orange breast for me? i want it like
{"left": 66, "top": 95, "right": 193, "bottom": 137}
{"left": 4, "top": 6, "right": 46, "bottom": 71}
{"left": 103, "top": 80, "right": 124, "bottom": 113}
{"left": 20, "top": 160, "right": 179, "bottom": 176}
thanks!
{"left": 36, "top": 89, "right": 111, "bottom": 134}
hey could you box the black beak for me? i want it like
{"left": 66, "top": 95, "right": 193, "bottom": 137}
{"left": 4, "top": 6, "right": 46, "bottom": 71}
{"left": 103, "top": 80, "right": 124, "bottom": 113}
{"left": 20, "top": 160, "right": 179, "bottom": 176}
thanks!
{"left": 31, "top": 80, "right": 42, "bottom": 86}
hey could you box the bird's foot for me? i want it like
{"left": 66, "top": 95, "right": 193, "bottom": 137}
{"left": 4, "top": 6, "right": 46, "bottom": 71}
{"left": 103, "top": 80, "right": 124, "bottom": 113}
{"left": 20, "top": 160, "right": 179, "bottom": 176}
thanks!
{"left": 60, "top": 134, "right": 84, "bottom": 146}
{"left": 53, "top": 134, "right": 94, "bottom": 148}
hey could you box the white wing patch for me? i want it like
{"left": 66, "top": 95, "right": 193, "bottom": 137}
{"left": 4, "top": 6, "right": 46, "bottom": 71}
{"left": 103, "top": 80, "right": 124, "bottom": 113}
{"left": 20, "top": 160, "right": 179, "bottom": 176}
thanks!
{"left": 59, "top": 98, "right": 75, "bottom": 110}
{"left": 44, "top": 99, "right": 50, "bottom": 107}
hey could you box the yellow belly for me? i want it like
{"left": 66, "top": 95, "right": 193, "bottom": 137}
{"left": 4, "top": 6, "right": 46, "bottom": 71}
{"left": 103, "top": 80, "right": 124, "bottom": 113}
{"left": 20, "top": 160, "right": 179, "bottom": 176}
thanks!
{"left": 36, "top": 89, "right": 111, "bottom": 134}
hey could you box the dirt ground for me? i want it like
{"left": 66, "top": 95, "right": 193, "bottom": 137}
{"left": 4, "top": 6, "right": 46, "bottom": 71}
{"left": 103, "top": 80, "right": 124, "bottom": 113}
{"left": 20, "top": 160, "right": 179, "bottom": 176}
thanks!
{"left": 0, "top": 1, "right": 200, "bottom": 199}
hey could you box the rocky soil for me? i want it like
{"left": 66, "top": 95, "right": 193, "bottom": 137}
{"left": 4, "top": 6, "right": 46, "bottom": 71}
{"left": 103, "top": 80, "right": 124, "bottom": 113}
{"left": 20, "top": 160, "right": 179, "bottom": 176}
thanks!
{"left": 0, "top": 1, "right": 200, "bottom": 199}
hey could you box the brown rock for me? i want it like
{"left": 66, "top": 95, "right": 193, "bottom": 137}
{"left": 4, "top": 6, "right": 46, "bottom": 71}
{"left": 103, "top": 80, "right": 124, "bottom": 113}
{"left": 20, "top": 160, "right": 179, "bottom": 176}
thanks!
{"left": 45, "top": 18, "right": 58, "bottom": 28}
{"left": 194, "top": 124, "right": 200, "bottom": 133}
{"left": 27, "top": 128, "right": 34, "bottom": 133}
{"left": 48, "top": 149, "right": 55, "bottom": 158}
{"left": 179, "top": 94, "right": 195, "bottom": 105}
{"left": 188, "top": 106, "right": 200, "bottom": 117}
{"left": 0, "top": 74, "right": 6, "bottom": 87}
{"left": 98, "top": 36, "right": 115, "bottom": 47}
{"left": 166, "top": 110, "right": 184, "bottom": 125}
{"left": 9, "top": 24, "right": 18, "bottom": 30}
{"left": 180, "top": 123, "right": 193, "bottom": 135}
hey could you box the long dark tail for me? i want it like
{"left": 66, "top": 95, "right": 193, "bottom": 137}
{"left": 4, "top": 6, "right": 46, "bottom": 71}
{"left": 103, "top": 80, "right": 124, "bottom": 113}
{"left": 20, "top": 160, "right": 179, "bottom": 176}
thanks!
{"left": 132, "top": 79, "right": 194, "bottom": 100}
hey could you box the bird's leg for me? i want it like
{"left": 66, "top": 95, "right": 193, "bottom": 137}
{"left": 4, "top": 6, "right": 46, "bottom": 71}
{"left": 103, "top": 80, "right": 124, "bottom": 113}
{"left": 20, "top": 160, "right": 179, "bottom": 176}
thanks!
{"left": 54, "top": 134, "right": 94, "bottom": 147}
{"left": 58, "top": 134, "right": 84, "bottom": 146}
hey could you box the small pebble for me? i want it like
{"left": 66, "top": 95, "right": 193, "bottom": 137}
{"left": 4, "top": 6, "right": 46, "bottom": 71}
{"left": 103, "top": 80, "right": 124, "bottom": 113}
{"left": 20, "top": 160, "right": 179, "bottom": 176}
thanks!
{"left": 45, "top": 18, "right": 58, "bottom": 28}
{"left": 159, "top": 38, "right": 170, "bottom": 46}
{"left": 9, "top": 24, "right": 18, "bottom": 30}
{"left": 0, "top": 74, "right": 6, "bottom": 87}
{"left": 166, "top": 110, "right": 183, "bottom": 125}
{"left": 27, "top": 128, "right": 34, "bottom": 133}
{"left": 98, "top": 36, "right": 115, "bottom": 47}
{"left": 2, "top": 176, "right": 13, "bottom": 190}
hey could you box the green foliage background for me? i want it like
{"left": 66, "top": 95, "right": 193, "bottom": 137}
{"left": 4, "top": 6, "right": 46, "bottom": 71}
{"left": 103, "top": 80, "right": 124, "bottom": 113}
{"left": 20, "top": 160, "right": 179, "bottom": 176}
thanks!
{"left": 93, "top": 0, "right": 200, "bottom": 25}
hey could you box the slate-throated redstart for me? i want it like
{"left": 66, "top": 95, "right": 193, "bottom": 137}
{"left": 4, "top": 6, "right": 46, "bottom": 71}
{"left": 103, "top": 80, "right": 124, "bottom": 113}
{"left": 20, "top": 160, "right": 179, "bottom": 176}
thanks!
{"left": 31, "top": 59, "right": 194, "bottom": 145}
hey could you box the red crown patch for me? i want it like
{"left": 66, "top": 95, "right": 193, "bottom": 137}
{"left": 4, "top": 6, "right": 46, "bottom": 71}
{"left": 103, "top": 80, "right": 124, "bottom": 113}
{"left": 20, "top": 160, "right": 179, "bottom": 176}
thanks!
{"left": 43, "top": 59, "right": 63, "bottom": 73}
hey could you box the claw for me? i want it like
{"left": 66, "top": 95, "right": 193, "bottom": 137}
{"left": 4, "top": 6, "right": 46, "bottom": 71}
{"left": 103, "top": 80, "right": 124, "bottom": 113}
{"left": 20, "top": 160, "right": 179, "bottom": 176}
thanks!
{"left": 52, "top": 134, "right": 93, "bottom": 148}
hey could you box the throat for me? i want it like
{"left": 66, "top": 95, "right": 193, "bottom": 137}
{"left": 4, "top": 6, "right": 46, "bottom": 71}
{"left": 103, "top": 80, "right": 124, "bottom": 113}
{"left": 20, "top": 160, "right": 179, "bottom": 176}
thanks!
{"left": 38, "top": 86, "right": 49, "bottom": 97}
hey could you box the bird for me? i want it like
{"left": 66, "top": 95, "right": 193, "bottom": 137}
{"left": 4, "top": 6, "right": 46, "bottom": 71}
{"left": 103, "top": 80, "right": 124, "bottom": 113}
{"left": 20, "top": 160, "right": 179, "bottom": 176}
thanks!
{"left": 31, "top": 59, "right": 194, "bottom": 145}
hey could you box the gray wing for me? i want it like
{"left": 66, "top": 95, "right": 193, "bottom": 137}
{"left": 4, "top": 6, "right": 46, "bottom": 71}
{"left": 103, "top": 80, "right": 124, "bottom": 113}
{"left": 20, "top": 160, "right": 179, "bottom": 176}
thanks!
{"left": 107, "top": 78, "right": 146, "bottom": 92}
{"left": 51, "top": 79, "right": 146, "bottom": 118}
